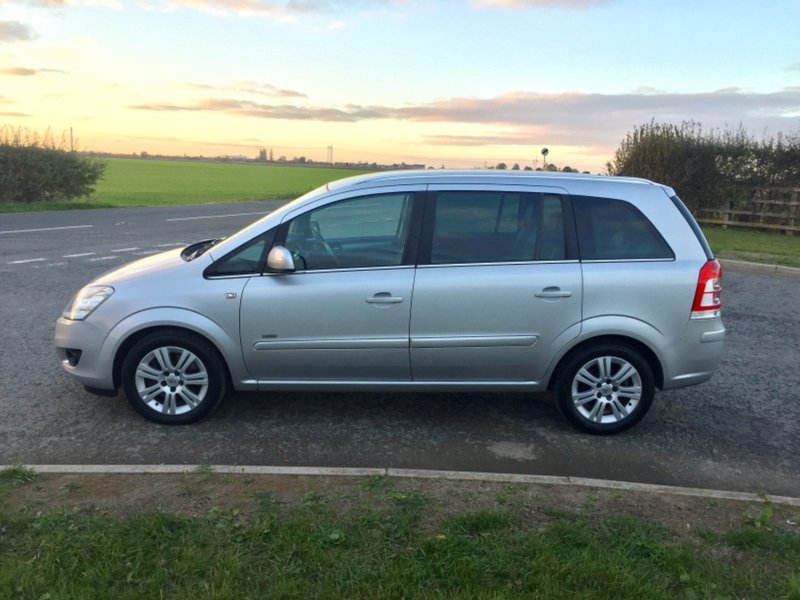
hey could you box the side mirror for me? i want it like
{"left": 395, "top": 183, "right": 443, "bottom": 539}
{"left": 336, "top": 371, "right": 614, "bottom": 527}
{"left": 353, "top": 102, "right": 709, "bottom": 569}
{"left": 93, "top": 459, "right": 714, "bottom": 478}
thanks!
{"left": 266, "top": 246, "right": 295, "bottom": 273}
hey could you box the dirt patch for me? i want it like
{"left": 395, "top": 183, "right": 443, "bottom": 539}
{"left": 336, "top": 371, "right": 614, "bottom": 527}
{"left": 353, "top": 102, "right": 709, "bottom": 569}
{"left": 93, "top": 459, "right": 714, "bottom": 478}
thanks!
{"left": 5, "top": 472, "right": 800, "bottom": 540}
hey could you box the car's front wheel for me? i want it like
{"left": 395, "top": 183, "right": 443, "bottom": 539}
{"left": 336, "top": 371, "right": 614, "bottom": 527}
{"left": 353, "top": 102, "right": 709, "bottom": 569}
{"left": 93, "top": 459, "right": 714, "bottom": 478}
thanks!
{"left": 121, "top": 330, "right": 226, "bottom": 424}
{"left": 555, "top": 342, "right": 655, "bottom": 434}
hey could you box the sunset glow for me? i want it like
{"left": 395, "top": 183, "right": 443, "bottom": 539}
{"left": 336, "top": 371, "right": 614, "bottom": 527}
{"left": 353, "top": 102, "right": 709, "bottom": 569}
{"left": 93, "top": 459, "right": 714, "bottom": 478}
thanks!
{"left": 1, "top": 0, "right": 798, "bottom": 171}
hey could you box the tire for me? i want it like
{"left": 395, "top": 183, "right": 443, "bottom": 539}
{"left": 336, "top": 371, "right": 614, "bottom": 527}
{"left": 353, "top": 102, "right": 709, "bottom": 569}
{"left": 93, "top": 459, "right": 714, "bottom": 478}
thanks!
{"left": 121, "top": 330, "right": 226, "bottom": 425}
{"left": 554, "top": 342, "right": 655, "bottom": 435}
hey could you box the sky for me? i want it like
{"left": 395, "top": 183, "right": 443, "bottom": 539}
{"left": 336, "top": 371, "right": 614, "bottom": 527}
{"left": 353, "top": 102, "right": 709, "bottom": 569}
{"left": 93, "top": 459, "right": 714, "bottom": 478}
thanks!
{"left": 0, "top": 0, "right": 799, "bottom": 172}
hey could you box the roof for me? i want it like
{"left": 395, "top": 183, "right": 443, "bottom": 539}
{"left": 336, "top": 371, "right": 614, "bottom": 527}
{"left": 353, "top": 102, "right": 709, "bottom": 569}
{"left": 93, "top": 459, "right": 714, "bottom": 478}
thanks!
{"left": 326, "top": 169, "right": 661, "bottom": 193}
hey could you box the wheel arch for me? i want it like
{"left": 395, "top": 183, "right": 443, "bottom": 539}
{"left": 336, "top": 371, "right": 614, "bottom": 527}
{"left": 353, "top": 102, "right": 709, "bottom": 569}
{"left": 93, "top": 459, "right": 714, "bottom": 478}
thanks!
{"left": 105, "top": 309, "right": 244, "bottom": 391}
{"left": 547, "top": 334, "right": 665, "bottom": 391}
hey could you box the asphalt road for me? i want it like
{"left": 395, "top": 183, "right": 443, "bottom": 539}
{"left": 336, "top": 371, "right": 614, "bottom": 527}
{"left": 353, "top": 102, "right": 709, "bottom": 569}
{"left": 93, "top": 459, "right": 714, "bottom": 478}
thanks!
{"left": 1, "top": 203, "right": 798, "bottom": 496}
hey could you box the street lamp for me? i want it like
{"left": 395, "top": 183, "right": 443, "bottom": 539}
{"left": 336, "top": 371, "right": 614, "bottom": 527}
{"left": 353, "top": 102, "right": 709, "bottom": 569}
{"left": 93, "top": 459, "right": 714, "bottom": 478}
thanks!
{"left": 541, "top": 147, "right": 549, "bottom": 171}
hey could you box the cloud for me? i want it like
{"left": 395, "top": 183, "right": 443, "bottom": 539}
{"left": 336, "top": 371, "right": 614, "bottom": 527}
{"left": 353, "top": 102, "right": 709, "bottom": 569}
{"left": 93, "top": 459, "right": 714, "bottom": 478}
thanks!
{"left": 0, "top": 95, "right": 30, "bottom": 115}
{"left": 471, "top": 0, "right": 611, "bottom": 8}
{"left": 421, "top": 132, "right": 543, "bottom": 147}
{"left": 3, "top": 0, "right": 613, "bottom": 20}
{"left": 131, "top": 88, "right": 800, "bottom": 125}
{"left": 0, "top": 0, "right": 120, "bottom": 6}
{"left": 129, "top": 102, "right": 201, "bottom": 111}
{"left": 0, "top": 0, "right": 68, "bottom": 6}
{"left": 0, "top": 20, "right": 37, "bottom": 42}
{"left": 131, "top": 88, "right": 800, "bottom": 153}
{"left": 788, "top": 63, "right": 800, "bottom": 72}
{"left": 156, "top": 0, "right": 379, "bottom": 18}
{"left": 132, "top": 98, "right": 362, "bottom": 120}
{"left": 163, "top": 0, "right": 292, "bottom": 18}
{"left": 0, "top": 66, "right": 67, "bottom": 75}
{"left": 0, "top": 67, "right": 39, "bottom": 75}
{"left": 184, "top": 80, "right": 307, "bottom": 98}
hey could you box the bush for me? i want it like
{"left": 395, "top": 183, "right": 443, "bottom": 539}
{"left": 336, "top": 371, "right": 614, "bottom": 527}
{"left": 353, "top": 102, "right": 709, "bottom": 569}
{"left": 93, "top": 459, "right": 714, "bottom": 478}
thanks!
{"left": 710, "top": 126, "right": 800, "bottom": 188}
{"left": 606, "top": 121, "right": 721, "bottom": 212}
{"left": 607, "top": 121, "right": 800, "bottom": 213}
{"left": 0, "top": 126, "right": 106, "bottom": 204}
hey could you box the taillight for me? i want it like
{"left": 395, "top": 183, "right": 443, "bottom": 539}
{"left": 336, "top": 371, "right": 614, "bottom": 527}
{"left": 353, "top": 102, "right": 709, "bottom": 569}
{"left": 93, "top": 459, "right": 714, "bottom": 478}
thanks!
{"left": 691, "top": 259, "right": 722, "bottom": 319}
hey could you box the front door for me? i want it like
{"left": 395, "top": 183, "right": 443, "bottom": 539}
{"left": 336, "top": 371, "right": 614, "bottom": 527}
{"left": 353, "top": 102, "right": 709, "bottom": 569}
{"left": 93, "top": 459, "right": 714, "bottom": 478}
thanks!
{"left": 240, "top": 190, "right": 418, "bottom": 382}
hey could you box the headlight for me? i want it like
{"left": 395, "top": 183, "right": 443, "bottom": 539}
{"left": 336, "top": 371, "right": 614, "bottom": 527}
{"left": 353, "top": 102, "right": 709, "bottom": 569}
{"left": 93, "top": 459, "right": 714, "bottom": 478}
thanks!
{"left": 62, "top": 285, "right": 115, "bottom": 321}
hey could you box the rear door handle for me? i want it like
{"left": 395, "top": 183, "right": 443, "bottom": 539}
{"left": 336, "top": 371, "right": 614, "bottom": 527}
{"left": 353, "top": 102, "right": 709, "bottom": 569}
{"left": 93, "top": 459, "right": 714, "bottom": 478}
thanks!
{"left": 535, "top": 287, "right": 572, "bottom": 299}
{"left": 366, "top": 292, "right": 404, "bottom": 304}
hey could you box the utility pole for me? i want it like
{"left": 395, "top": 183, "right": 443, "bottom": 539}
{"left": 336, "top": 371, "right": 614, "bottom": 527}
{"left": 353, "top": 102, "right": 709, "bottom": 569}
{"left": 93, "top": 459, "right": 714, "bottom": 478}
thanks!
{"left": 327, "top": 145, "right": 333, "bottom": 165}
{"left": 70, "top": 127, "right": 74, "bottom": 152}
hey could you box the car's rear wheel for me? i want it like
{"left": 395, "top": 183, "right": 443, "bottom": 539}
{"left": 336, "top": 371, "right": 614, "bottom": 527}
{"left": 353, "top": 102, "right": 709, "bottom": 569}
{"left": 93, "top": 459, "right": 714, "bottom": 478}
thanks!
{"left": 121, "top": 330, "right": 226, "bottom": 424}
{"left": 555, "top": 342, "right": 654, "bottom": 434}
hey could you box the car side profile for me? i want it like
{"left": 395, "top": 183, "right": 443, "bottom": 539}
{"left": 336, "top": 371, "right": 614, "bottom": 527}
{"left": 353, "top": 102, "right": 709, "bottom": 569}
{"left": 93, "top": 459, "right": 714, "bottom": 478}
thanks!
{"left": 55, "top": 170, "right": 725, "bottom": 434}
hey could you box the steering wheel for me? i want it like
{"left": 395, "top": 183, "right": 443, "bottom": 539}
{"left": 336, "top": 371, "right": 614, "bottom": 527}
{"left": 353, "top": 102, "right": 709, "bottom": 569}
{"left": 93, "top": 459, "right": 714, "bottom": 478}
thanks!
{"left": 309, "top": 220, "right": 339, "bottom": 266}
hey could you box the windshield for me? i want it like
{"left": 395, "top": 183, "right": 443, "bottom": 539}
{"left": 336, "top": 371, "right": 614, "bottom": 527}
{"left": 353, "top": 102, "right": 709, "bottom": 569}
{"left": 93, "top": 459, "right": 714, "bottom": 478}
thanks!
{"left": 202, "top": 183, "right": 332, "bottom": 259}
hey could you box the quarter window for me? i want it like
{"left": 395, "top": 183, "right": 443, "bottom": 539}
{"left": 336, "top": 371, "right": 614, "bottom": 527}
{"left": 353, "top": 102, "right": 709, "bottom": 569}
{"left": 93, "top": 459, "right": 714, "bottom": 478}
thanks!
{"left": 284, "top": 193, "right": 412, "bottom": 271}
{"left": 429, "top": 191, "right": 566, "bottom": 264}
{"left": 205, "top": 229, "right": 275, "bottom": 277}
{"left": 573, "top": 196, "right": 674, "bottom": 260}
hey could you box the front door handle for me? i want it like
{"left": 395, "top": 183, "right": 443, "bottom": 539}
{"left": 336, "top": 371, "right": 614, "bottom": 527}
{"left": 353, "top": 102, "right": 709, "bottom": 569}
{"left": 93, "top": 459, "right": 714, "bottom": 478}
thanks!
{"left": 535, "top": 287, "right": 572, "bottom": 299}
{"left": 366, "top": 292, "right": 404, "bottom": 304}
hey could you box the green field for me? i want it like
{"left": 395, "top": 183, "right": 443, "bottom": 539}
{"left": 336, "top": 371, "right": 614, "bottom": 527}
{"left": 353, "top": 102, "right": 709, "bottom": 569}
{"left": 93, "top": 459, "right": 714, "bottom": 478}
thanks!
{"left": 95, "top": 158, "right": 373, "bottom": 206}
{"left": 0, "top": 157, "right": 373, "bottom": 212}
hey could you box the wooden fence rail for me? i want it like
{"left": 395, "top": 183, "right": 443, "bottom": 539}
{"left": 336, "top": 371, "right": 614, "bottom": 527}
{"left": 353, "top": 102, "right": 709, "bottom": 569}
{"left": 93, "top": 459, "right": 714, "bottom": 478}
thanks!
{"left": 695, "top": 187, "right": 800, "bottom": 235}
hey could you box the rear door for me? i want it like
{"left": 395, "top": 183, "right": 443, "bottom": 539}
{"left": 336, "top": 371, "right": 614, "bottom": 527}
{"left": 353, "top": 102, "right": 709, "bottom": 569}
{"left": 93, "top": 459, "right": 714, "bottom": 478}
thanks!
{"left": 409, "top": 185, "right": 582, "bottom": 382}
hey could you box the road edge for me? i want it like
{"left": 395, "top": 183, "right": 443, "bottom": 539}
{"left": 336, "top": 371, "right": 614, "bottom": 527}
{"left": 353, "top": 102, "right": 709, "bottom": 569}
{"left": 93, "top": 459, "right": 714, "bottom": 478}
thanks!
{"left": 720, "top": 258, "right": 800, "bottom": 276}
{"left": 4, "top": 464, "right": 800, "bottom": 507}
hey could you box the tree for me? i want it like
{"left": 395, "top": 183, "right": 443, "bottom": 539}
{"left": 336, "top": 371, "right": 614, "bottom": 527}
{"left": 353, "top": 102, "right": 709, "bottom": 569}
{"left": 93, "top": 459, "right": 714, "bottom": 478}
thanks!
{"left": 0, "top": 125, "right": 106, "bottom": 204}
{"left": 511, "top": 163, "right": 520, "bottom": 170}
{"left": 496, "top": 162, "right": 507, "bottom": 170}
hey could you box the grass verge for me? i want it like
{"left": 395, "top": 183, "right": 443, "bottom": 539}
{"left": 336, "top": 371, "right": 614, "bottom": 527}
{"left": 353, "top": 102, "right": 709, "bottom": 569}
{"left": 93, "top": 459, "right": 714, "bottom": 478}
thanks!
{"left": 702, "top": 225, "right": 800, "bottom": 268}
{"left": 1, "top": 468, "right": 799, "bottom": 599}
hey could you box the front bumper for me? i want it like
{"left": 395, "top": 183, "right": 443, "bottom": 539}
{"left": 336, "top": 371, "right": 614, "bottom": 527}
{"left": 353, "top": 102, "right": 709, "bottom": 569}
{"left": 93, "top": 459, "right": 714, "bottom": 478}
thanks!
{"left": 54, "top": 316, "right": 117, "bottom": 393}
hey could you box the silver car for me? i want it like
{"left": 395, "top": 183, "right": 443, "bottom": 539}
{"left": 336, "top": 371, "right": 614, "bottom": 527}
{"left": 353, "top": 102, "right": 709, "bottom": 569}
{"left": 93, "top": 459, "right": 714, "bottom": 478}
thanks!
{"left": 55, "top": 170, "right": 725, "bottom": 434}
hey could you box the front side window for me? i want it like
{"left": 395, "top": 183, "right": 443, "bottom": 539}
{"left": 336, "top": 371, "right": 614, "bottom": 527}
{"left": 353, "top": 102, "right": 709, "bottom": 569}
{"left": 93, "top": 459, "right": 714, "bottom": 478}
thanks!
{"left": 573, "top": 196, "right": 674, "bottom": 260}
{"left": 429, "top": 191, "right": 566, "bottom": 264}
{"left": 284, "top": 192, "right": 412, "bottom": 271}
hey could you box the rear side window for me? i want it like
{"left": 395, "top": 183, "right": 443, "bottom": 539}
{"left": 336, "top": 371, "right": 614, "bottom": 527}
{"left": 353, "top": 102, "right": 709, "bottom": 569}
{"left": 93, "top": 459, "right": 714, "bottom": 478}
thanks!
{"left": 573, "top": 196, "right": 674, "bottom": 261}
{"left": 429, "top": 191, "right": 566, "bottom": 264}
